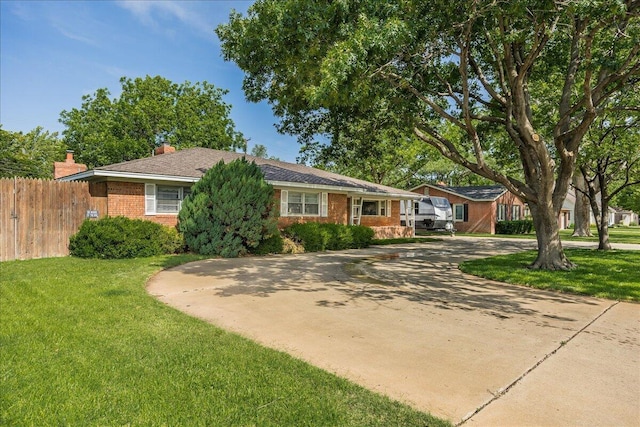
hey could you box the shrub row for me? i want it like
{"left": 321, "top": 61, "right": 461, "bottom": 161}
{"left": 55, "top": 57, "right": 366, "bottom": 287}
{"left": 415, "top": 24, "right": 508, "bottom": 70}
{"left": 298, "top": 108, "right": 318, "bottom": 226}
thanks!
{"left": 496, "top": 219, "right": 534, "bottom": 235}
{"left": 69, "top": 216, "right": 183, "bottom": 259}
{"left": 283, "top": 222, "right": 374, "bottom": 252}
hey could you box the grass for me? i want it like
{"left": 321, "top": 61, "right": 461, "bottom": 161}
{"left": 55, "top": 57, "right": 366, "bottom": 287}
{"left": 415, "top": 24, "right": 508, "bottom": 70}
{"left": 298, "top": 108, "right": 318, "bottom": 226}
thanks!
{"left": 422, "top": 226, "right": 640, "bottom": 244}
{"left": 459, "top": 249, "right": 640, "bottom": 301}
{"left": 0, "top": 255, "right": 448, "bottom": 427}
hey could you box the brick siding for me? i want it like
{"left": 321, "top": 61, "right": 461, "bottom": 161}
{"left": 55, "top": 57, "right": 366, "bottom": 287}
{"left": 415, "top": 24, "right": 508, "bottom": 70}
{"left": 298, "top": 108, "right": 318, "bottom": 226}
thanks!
{"left": 99, "top": 183, "right": 411, "bottom": 237}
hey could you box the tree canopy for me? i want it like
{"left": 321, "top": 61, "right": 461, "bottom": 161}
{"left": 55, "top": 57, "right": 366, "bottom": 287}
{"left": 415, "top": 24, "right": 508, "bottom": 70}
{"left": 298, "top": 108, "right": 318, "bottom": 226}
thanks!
{"left": 218, "top": 0, "right": 639, "bottom": 269}
{"left": 0, "top": 126, "right": 64, "bottom": 179}
{"left": 577, "top": 90, "right": 640, "bottom": 248}
{"left": 60, "top": 75, "right": 245, "bottom": 168}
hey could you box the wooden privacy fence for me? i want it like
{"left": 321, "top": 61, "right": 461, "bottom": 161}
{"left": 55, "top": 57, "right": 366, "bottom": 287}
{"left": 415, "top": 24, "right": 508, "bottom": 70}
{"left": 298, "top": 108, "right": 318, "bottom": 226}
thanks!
{"left": 0, "top": 178, "right": 107, "bottom": 261}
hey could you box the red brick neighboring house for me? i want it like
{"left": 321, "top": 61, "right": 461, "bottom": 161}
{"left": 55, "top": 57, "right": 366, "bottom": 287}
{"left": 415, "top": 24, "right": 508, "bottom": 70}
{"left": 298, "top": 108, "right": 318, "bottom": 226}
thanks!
{"left": 410, "top": 183, "right": 527, "bottom": 234}
{"left": 57, "top": 145, "right": 420, "bottom": 239}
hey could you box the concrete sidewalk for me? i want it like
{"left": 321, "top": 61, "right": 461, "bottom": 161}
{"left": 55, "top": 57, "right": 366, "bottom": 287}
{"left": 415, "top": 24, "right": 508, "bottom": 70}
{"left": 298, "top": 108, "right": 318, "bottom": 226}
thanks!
{"left": 147, "top": 238, "right": 640, "bottom": 426}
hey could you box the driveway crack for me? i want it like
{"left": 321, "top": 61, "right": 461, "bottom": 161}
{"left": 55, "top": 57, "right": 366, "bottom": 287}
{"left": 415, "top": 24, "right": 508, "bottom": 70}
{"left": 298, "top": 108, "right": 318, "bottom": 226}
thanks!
{"left": 458, "top": 300, "right": 621, "bottom": 426}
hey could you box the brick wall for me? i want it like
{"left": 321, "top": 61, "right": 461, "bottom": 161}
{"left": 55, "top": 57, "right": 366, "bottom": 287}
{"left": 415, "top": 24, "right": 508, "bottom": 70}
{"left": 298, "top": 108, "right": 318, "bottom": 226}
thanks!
{"left": 275, "top": 190, "right": 348, "bottom": 227}
{"left": 101, "top": 183, "right": 410, "bottom": 237}
{"left": 104, "top": 181, "right": 180, "bottom": 227}
{"left": 371, "top": 226, "right": 414, "bottom": 239}
{"left": 53, "top": 152, "right": 87, "bottom": 179}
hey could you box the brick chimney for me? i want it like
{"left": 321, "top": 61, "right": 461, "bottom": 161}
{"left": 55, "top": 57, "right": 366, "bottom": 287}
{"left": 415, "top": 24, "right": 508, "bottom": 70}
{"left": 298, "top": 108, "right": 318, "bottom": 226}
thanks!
{"left": 54, "top": 150, "right": 88, "bottom": 179}
{"left": 154, "top": 143, "right": 176, "bottom": 155}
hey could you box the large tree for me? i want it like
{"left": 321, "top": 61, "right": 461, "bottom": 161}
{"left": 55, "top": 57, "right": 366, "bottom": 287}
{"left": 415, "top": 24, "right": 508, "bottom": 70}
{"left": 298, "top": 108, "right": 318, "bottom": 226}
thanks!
{"left": 60, "top": 76, "right": 245, "bottom": 168}
{"left": 217, "top": 0, "right": 639, "bottom": 269}
{"left": 0, "top": 126, "right": 64, "bottom": 179}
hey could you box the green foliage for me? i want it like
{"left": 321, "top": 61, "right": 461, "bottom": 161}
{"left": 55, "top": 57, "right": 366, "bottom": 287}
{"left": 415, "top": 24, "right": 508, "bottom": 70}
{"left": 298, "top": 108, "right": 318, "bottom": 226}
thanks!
{"left": 350, "top": 225, "right": 375, "bottom": 249}
{"left": 1, "top": 256, "right": 447, "bottom": 426}
{"left": 59, "top": 76, "right": 245, "bottom": 168}
{"left": 250, "top": 233, "right": 285, "bottom": 255}
{"left": 218, "top": 0, "right": 639, "bottom": 269}
{"left": 178, "top": 158, "right": 278, "bottom": 257}
{"left": 284, "top": 223, "right": 373, "bottom": 252}
{"left": 460, "top": 249, "right": 640, "bottom": 302}
{"left": 496, "top": 220, "right": 534, "bottom": 235}
{"left": 0, "top": 126, "right": 64, "bottom": 178}
{"left": 614, "top": 186, "right": 640, "bottom": 212}
{"left": 69, "top": 216, "right": 182, "bottom": 259}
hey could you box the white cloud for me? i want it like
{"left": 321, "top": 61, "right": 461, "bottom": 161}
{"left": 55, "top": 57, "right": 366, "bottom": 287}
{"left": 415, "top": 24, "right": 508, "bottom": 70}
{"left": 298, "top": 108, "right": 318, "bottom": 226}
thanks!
{"left": 116, "top": 0, "right": 214, "bottom": 38}
{"left": 52, "top": 24, "right": 99, "bottom": 46}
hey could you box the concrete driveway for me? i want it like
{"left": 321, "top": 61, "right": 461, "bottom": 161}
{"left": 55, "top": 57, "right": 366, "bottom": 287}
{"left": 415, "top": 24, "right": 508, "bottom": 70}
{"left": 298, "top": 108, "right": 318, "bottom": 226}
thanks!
{"left": 147, "top": 237, "right": 640, "bottom": 426}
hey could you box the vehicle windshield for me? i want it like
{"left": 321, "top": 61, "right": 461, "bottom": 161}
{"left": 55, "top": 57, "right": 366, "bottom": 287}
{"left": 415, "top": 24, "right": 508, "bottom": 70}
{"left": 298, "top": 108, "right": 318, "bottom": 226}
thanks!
{"left": 430, "top": 197, "right": 450, "bottom": 208}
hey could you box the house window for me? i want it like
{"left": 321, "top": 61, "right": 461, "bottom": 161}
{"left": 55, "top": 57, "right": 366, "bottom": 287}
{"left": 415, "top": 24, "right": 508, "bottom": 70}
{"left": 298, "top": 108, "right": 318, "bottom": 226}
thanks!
{"left": 511, "top": 205, "right": 521, "bottom": 220}
{"left": 145, "top": 184, "right": 192, "bottom": 215}
{"left": 287, "top": 191, "right": 319, "bottom": 215}
{"left": 453, "top": 203, "right": 469, "bottom": 222}
{"left": 362, "top": 200, "right": 391, "bottom": 216}
{"left": 497, "top": 204, "right": 507, "bottom": 221}
{"left": 280, "top": 191, "right": 327, "bottom": 217}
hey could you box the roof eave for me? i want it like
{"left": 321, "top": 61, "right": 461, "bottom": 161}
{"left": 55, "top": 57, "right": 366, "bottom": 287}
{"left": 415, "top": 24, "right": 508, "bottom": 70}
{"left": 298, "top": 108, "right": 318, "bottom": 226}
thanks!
{"left": 414, "top": 183, "right": 504, "bottom": 201}
{"left": 57, "top": 170, "right": 200, "bottom": 183}
{"left": 267, "top": 180, "right": 420, "bottom": 199}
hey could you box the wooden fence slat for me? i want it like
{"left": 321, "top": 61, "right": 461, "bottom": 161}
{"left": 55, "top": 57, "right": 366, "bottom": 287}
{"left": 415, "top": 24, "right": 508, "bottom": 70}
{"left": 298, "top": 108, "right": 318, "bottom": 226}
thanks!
{"left": 0, "top": 178, "right": 106, "bottom": 261}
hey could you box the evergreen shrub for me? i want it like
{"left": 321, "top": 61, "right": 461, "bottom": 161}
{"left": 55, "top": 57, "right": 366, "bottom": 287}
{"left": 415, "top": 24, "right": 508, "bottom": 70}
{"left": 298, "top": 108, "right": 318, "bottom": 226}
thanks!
{"left": 496, "top": 219, "right": 534, "bottom": 234}
{"left": 250, "top": 233, "right": 284, "bottom": 255}
{"left": 69, "top": 216, "right": 182, "bottom": 258}
{"left": 284, "top": 223, "right": 374, "bottom": 252}
{"left": 178, "top": 158, "right": 278, "bottom": 257}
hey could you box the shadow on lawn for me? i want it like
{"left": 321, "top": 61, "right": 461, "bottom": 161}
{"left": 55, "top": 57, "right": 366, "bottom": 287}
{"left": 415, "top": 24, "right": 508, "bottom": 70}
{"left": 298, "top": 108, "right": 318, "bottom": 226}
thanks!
{"left": 161, "top": 238, "right": 599, "bottom": 320}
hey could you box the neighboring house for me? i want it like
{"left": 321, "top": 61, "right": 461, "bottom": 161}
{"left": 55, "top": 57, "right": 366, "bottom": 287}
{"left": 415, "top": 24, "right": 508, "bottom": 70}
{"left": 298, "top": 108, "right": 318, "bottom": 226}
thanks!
{"left": 409, "top": 184, "right": 526, "bottom": 234}
{"left": 560, "top": 188, "right": 616, "bottom": 229}
{"left": 614, "top": 208, "right": 639, "bottom": 226}
{"left": 57, "top": 145, "right": 420, "bottom": 239}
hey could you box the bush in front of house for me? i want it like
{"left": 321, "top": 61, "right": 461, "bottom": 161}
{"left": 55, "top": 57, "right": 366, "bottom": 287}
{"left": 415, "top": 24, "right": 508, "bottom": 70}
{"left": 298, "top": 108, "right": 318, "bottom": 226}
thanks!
{"left": 283, "top": 223, "right": 374, "bottom": 252}
{"left": 69, "top": 216, "right": 183, "bottom": 258}
{"left": 250, "top": 233, "right": 284, "bottom": 255}
{"left": 350, "top": 225, "right": 375, "bottom": 248}
{"left": 178, "top": 158, "right": 278, "bottom": 258}
{"left": 496, "top": 219, "right": 534, "bottom": 235}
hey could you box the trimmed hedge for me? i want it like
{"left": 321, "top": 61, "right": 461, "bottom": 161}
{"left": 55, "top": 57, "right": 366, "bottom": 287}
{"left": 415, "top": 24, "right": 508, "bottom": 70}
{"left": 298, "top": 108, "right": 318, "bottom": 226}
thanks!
{"left": 283, "top": 223, "right": 374, "bottom": 252}
{"left": 69, "top": 216, "right": 183, "bottom": 259}
{"left": 496, "top": 220, "right": 534, "bottom": 235}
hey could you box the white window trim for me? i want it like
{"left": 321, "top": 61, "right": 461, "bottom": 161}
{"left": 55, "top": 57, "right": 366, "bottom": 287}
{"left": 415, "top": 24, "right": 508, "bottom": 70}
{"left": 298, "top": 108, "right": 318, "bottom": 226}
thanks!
{"left": 145, "top": 183, "right": 156, "bottom": 215}
{"left": 497, "top": 204, "right": 507, "bottom": 221}
{"left": 453, "top": 203, "right": 465, "bottom": 222}
{"left": 145, "top": 183, "right": 191, "bottom": 215}
{"left": 511, "top": 205, "right": 521, "bottom": 220}
{"left": 361, "top": 199, "right": 391, "bottom": 217}
{"left": 280, "top": 190, "right": 328, "bottom": 217}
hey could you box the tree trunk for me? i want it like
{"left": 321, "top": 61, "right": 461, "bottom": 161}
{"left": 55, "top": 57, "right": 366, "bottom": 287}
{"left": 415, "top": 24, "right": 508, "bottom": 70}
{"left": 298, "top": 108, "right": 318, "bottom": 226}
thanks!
{"left": 529, "top": 202, "right": 576, "bottom": 270}
{"left": 597, "top": 193, "right": 612, "bottom": 251}
{"left": 572, "top": 173, "right": 593, "bottom": 237}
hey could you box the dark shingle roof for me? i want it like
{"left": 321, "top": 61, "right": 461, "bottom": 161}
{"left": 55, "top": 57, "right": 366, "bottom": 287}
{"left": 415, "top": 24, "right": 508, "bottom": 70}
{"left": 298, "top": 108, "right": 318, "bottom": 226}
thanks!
{"left": 94, "top": 147, "right": 416, "bottom": 197}
{"left": 441, "top": 185, "right": 507, "bottom": 201}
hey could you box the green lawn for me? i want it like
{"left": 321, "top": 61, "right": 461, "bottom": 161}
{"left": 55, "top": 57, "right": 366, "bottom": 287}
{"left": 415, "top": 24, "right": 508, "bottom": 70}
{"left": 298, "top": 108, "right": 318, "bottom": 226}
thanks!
{"left": 459, "top": 249, "right": 640, "bottom": 301}
{"left": 0, "top": 255, "right": 447, "bottom": 427}
{"left": 419, "top": 226, "right": 640, "bottom": 244}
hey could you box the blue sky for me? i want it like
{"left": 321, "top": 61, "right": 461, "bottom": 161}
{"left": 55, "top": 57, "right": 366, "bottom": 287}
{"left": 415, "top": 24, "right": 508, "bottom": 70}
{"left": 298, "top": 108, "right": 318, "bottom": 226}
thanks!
{"left": 0, "top": 0, "right": 300, "bottom": 162}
